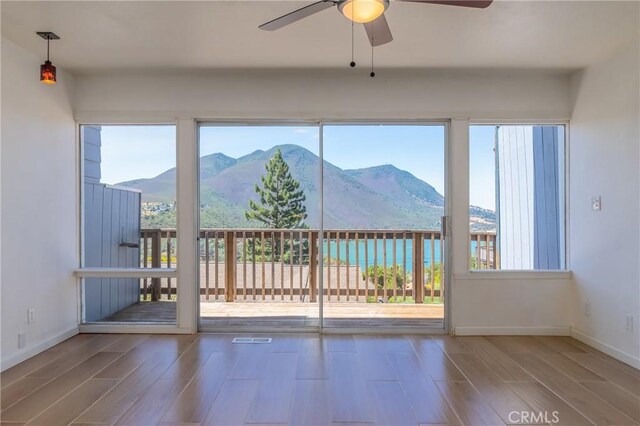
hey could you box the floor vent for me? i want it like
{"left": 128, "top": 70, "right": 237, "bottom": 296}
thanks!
{"left": 232, "top": 337, "right": 272, "bottom": 344}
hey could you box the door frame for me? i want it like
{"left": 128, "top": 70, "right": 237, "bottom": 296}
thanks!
{"left": 195, "top": 119, "right": 451, "bottom": 334}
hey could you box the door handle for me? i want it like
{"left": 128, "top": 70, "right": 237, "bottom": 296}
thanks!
{"left": 441, "top": 216, "right": 449, "bottom": 239}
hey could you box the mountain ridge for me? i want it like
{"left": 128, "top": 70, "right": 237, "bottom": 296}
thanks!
{"left": 118, "top": 144, "right": 495, "bottom": 230}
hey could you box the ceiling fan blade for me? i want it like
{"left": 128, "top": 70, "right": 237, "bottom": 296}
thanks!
{"left": 259, "top": 1, "right": 335, "bottom": 31}
{"left": 363, "top": 14, "right": 393, "bottom": 46}
{"left": 395, "top": 0, "right": 493, "bottom": 8}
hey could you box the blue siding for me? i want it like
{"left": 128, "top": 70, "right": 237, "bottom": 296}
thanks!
{"left": 532, "top": 126, "right": 562, "bottom": 269}
{"left": 496, "top": 125, "right": 563, "bottom": 270}
{"left": 83, "top": 126, "right": 141, "bottom": 322}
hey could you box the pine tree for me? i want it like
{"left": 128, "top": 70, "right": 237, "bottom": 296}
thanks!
{"left": 245, "top": 149, "right": 308, "bottom": 262}
{"left": 245, "top": 149, "right": 307, "bottom": 229}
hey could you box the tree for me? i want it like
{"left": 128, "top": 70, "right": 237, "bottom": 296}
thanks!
{"left": 245, "top": 149, "right": 308, "bottom": 261}
{"left": 245, "top": 149, "right": 307, "bottom": 229}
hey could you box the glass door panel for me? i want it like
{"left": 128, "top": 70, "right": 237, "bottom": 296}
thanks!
{"left": 197, "top": 125, "right": 320, "bottom": 331}
{"left": 321, "top": 124, "right": 447, "bottom": 330}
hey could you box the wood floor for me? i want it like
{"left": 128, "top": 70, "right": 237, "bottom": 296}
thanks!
{"left": 1, "top": 334, "right": 638, "bottom": 425}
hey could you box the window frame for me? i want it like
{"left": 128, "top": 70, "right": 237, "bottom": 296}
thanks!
{"left": 466, "top": 120, "right": 570, "bottom": 274}
{"left": 76, "top": 121, "right": 185, "bottom": 332}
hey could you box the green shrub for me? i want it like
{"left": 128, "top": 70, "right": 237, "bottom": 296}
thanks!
{"left": 362, "top": 265, "right": 408, "bottom": 290}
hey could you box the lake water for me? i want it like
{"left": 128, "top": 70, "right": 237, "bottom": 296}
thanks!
{"left": 324, "top": 239, "right": 482, "bottom": 272}
{"left": 324, "top": 239, "right": 441, "bottom": 273}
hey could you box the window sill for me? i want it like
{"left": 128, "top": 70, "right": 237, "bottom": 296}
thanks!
{"left": 74, "top": 268, "right": 178, "bottom": 278}
{"left": 454, "top": 270, "right": 572, "bottom": 280}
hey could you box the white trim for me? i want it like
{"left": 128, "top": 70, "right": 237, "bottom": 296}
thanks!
{"left": 443, "top": 120, "right": 452, "bottom": 334}
{"left": 571, "top": 327, "right": 640, "bottom": 369}
{"left": 1, "top": 326, "right": 79, "bottom": 372}
{"left": 467, "top": 120, "right": 570, "bottom": 271}
{"left": 77, "top": 124, "right": 84, "bottom": 324}
{"left": 318, "top": 122, "right": 324, "bottom": 331}
{"left": 470, "top": 119, "right": 571, "bottom": 125}
{"left": 453, "top": 325, "right": 570, "bottom": 336}
{"left": 455, "top": 270, "right": 572, "bottom": 280}
{"left": 74, "top": 268, "right": 177, "bottom": 278}
{"left": 76, "top": 111, "right": 572, "bottom": 124}
{"left": 79, "top": 324, "right": 192, "bottom": 334}
{"left": 176, "top": 118, "right": 198, "bottom": 333}
{"left": 75, "top": 115, "right": 177, "bottom": 125}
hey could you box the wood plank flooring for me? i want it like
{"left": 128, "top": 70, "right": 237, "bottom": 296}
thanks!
{"left": 1, "top": 334, "right": 638, "bottom": 425}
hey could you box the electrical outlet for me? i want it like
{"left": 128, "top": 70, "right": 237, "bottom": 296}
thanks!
{"left": 27, "top": 308, "right": 35, "bottom": 324}
{"left": 626, "top": 314, "right": 634, "bottom": 331}
{"left": 591, "top": 196, "right": 601, "bottom": 211}
{"left": 584, "top": 302, "right": 591, "bottom": 317}
{"left": 18, "top": 332, "right": 26, "bottom": 348}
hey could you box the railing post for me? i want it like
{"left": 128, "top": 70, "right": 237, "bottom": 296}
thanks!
{"left": 151, "top": 230, "right": 162, "bottom": 301}
{"left": 413, "top": 233, "right": 424, "bottom": 304}
{"left": 224, "top": 231, "right": 236, "bottom": 302}
{"left": 309, "top": 231, "right": 318, "bottom": 302}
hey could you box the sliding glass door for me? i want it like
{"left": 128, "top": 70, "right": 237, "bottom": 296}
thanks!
{"left": 197, "top": 122, "right": 448, "bottom": 332}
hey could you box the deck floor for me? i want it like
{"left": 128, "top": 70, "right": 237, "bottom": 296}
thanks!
{"left": 101, "top": 301, "right": 444, "bottom": 329}
{"left": 2, "top": 333, "right": 638, "bottom": 425}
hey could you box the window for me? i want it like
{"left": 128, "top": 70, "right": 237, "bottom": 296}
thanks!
{"left": 81, "top": 125, "right": 178, "bottom": 323}
{"left": 469, "top": 125, "right": 566, "bottom": 270}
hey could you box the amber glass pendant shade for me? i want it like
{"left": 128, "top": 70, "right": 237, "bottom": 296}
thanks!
{"left": 40, "top": 60, "right": 56, "bottom": 84}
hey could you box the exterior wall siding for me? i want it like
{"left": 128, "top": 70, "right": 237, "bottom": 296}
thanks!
{"left": 83, "top": 127, "right": 141, "bottom": 321}
{"left": 497, "top": 126, "right": 562, "bottom": 270}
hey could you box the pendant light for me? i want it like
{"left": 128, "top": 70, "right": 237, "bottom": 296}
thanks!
{"left": 37, "top": 32, "right": 60, "bottom": 85}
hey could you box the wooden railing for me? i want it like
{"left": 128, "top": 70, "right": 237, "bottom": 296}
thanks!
{"left": 139, "top": 229, "right": 498, "bottom": 303}
{"left": 470, "top": 232, "right": 500, "bottom": 269}
{"left": 140, "top": 229, "right": 177, "bottom": 301}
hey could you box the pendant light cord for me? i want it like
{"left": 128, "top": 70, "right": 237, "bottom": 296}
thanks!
{"left": 46, "top": 36, "right": 50, "bottom": 61}
{"left": 350, "top": 20, "right": 355, "bottom": 68}
{"left": 370, "top": 37, "right": 375, "bottom": 77}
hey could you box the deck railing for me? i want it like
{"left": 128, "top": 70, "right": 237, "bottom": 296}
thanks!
{"left": 139, "top": 229, "right": 498, "bottom": 302}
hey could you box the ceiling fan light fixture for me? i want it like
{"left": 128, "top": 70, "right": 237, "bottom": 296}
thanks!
{"left": 339, "top": 0, "right": 388, "bottom": 23}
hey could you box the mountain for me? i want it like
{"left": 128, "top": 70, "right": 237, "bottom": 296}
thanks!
{"left": 118, "top": 153, "right": 237, "bottom": 203}
{"left": 118, "top": 144, "right": 495, "bottom": 230}
{"left": 345, "top": 165, "right": 444, "bottom": 209}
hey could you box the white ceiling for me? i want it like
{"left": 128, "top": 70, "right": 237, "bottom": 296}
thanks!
{"left": 2, "top": 1, "right": 638, "bottom": 74}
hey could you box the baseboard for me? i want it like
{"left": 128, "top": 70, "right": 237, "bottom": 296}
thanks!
{"left": 453, "top": 325, "right": 571, "bottom": 336}
{"left": 1, "top": 326, "right": 79, "bottom": 372}
{"left": 571, "top": 327, "right": 640, "bottom": 369}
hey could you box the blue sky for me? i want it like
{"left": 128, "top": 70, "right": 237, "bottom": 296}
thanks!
{"left": 98, "top": 124, "right": 496, "bottom": 210}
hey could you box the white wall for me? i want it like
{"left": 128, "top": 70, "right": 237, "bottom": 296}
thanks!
{"left": 74, "top": 69, "right": 575, "bottom": 337}
{"left": 453, "top": 276, "right": 572, "bottom": 335}
{"left": 1, "top": 38, "right": 78, "bottom": 370}
{"left": 73, "top": 69, "right": 571, "bottom": 121}
{"left": 569, "top": 40, "right": 640, "bottom": 368}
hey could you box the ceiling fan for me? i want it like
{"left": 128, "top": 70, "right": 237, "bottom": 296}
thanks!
{"left": 259, "top": 0, "right": 493, "bottom": 47}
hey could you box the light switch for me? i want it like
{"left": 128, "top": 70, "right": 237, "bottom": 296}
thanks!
{"left": 591, "top": 196, "right": 601, "bottom": 211}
